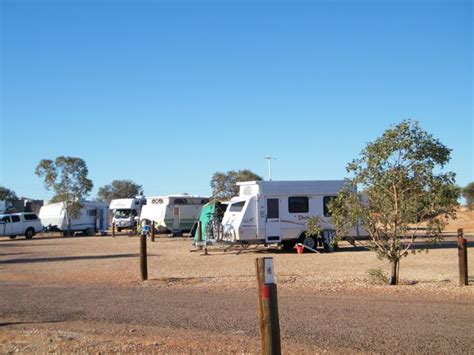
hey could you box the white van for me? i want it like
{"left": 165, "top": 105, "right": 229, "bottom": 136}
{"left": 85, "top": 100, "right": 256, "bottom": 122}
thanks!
{"left": 221, "top": 180, "right": 366, "bottom": 250}
{"left": 109, "top": 197, "right": 146, "bottom": 231}
{"left": 0, "top": 212, "right": 43, "bottom": 239}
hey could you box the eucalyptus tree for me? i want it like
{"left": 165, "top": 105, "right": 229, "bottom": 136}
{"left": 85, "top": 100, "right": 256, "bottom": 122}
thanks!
{"left": 330, "top": 120, "right": 459, "bottom": 285}
{"left": 462, "top": 182, "right": 474, "bottom": 210}
{"left": 0, "top": 186, "right": 17, "bottom": 202}
{"left": 97, "top": 180, "right": 143, "bottom": 203}
{"left": 210, "top": 169, "right": 263, "bottom": 200}
{"left": 35, "top": 156, "right": 93, "bottom": 236}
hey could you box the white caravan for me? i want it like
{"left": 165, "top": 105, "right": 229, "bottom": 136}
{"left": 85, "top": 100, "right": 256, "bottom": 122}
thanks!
{"left": 221, "top": 180, "right": 365, "bottom": 250}
{"left": 110, "top": 197, "right": 146, "bottom": 231}
{"left": 39, "top": 201, "right": 109, "bottom": 236}
{"left": 140, "top": 195, "right": 209, "bottom": 234}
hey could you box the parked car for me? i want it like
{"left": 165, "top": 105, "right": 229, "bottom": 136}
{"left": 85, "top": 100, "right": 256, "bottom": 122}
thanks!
{"left": 0, "top": 212, "right": 43, "bottom": 239}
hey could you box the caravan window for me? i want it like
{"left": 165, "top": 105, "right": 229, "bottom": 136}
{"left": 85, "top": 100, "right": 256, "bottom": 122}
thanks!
{"left": 88, "top": 210, "right": 97, "bottom": 217}
{"left": 323, "top": 196, "right": 337, "bottom": 217}
{"left": 174, "top": 198, "right": 188, "bottom": 205}
{"left": 288, "top": 197, "right": 309, "bottom": 213}
{"left": 229, "top": 201, "right": 245, "bottom": 212}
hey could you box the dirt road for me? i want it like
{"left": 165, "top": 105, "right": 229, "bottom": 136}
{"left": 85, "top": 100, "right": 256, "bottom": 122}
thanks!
{"left": 1, "top": 281, "right": 473, "bottom": 353}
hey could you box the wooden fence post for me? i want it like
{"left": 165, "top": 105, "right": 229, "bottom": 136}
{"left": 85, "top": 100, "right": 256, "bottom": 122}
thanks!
{"left": 458, "top": 228, "right": 468, "bottom": 286}
{"left": 197, "top": 221, "right": 203, "bottom": 250}
{"left": 255, "top": 257, "right": 281, "bottom": 355}
{"left": 140, "top": 233, "right": 148, "bottom": 281}
{"left": 151, "top": 221, "right": 155, "bottom": 242}
{"left": 112, "top": 222, "right": 115, "bottom": 238}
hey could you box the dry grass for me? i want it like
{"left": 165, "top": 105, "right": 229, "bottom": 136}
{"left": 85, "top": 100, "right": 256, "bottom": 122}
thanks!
{"left": 445, "top": 209, "right": 474, "bottom": 234}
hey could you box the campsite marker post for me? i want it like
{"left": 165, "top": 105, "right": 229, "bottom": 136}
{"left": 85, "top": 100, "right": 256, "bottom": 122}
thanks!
{"left": 458, "top": 228, "right": 468, "bottom": 286}
{"left": 140, "top": 230, "right": 148, "bottom": 281}
{"left": 151, "top": 221, "right": 155, "bottom": 242}
{"left": 256, "top": 257, "right": 281, "bottom": 355}
{"left": 112, "top": 222, "right": 115, "bottom": 238}
{"left": 197, "top": 221, "right": 203, "bottom": 250}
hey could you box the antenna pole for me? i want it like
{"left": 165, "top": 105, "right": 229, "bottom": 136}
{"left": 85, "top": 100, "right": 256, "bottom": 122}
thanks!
{"left": 264, "top": 157, "right": 274, "bottom": 181}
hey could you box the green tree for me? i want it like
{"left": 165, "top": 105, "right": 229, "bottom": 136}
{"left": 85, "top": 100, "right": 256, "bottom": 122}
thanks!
{"left": 35, "top": 156, "right": 93, "bottom": 236}
{"left": 329, "top": 120, "right": 459, "bottom": 285}
{"left": 462, "top": 182, "right": 474, "bottom": 210}
{"left": 0, "top": 186, "right": 18, "bottom": 202}
{"left": 97, "top": 180, "right": 143, "bottom": 203}
{"left": 210, "top": 169, "right": 263, "bottom": 200}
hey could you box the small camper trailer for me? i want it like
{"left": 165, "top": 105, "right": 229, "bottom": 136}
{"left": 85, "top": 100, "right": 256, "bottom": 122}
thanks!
{"left": 39, "top": 201, "right": 109, "bottom": 236}
{"left": 109, "top": 197, "right": 146, "bottom": 231}
{"left": 221, "top": 180, "right": 365, "bottom": 250}
{"left": 140, "top": 195, "right": 209, "bottom": 234}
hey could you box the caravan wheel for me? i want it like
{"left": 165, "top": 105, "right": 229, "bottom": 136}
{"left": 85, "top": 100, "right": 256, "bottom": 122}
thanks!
{"left": 297, "top": 232, "right": 317, "bottom": 251}
{"left": 85, "top": 228, "right": 96, "bottom": 236}
{"left": 302, "top": 236, "right": 317, "bottom": 250}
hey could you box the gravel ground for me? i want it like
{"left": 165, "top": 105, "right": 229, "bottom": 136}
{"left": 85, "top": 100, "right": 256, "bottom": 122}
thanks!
{"left": 1, "top": 232, "right": 473, "bottom": 353}
{"left": 1, "top": 232, "right": 473, "bottom": 294}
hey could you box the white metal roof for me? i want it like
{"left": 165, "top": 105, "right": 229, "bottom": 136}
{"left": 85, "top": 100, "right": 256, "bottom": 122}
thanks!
{"left": 236, "top": 180, "right": 346, "bottom": 195}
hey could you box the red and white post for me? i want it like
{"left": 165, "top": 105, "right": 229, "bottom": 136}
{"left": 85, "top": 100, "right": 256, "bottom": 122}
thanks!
{"left": 256, "top": 257, "right": 281, "bottom": 355}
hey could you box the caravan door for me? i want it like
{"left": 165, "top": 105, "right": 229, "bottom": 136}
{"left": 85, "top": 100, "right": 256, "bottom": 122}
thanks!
{"left": 265, "top": 198, "right": 281, "bottom": 243}
{"left": 172, "top": 207, "right": 180, "bottom": 232}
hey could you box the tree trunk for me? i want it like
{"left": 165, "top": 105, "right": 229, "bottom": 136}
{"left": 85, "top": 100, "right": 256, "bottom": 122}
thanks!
{"left": 389, "top": 259, "right": 399, "bottom": 285}
{"left": 66, "top": 208, "right": 71, "bottom": 237}
{"left": 65, "top": 206, "right": 71, "bottom": 237}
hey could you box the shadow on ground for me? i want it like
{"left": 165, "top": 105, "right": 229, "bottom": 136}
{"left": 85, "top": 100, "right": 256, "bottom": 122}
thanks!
{"left": 205, "top": 238, "right": 474, "bottom": 256}
{"left": 0, "top": 320, "right": 62, "bottom": 327}
{"left": 0, "top": 253, "right": 148, "bottom": 265}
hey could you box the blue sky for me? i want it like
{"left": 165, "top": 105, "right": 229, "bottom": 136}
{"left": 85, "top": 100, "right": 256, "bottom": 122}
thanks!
{"left": 1, "top": 0, "right": 472, "bottom": 200}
